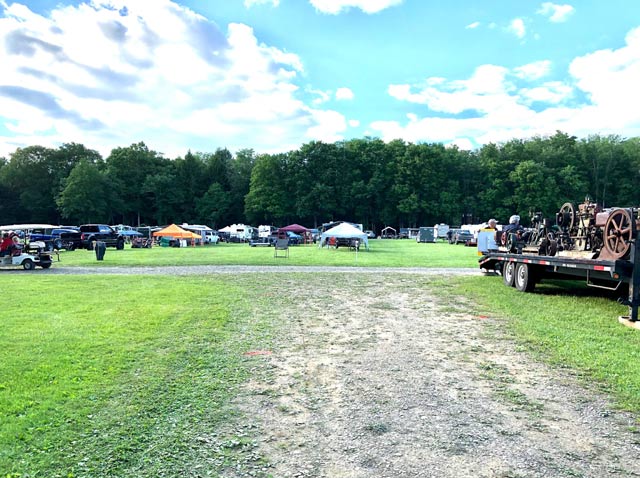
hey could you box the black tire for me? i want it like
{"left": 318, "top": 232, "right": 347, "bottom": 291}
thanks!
{"left": 22, "top": 259, "right": 35, "bottom": 270}
{"left": 116, "top": 239, "right": 125, "bottom": 250}
{"left": 503, "top": 261, "right": 516, "bottom": 287}
{"left": 515, "top": 263, "right": 536, "bottom": 292}
{"left": 40, "top": 262, "right": 52, "bottom": 269}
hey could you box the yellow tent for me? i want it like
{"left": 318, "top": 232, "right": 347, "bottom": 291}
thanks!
{"left": 152, "top": 224, "right": 201, "bottom": 239}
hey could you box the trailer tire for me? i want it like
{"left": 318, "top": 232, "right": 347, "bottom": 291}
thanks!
{"left": 503, "top": 262, "right": 516, "bottom": 287}
{"left": 515, "top": 263, "right": 536, "bottom": 292}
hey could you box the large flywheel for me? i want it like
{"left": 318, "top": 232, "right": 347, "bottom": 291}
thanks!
{"left": 557, "top": 202, "right": 576, "bottom": 233}
{"left": 603, "top": 208, "right": 634, "bottom": 260}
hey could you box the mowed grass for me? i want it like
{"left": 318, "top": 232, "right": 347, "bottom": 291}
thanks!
{"left": 454, "top": 275, "right": 640, "bottom": 412}
{"left": 55, "top": 239, "right": 479, "bottom": 268}
{"left": 1, "top": 275, "right": 275, "bottom": 477}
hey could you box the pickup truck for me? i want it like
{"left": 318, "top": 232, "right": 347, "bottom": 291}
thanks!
{"left": 28, "top": 227, "right": 82, "bottom": 251}
{"left": 79, "top": 224, "right": 125, "bottom": 250}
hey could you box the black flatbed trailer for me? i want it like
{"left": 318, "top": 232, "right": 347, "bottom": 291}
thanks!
{"left": 479, "top": 238, "right": 640, "bottom": 329}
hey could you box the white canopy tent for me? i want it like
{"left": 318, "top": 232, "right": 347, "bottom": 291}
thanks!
{"left": 319, "top": 222, "right": 369, "bottom": 249}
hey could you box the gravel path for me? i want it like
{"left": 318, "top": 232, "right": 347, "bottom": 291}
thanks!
{"left": 223, "top": 274, "right": 640, "bottom": 478}
{"left": 42, "top": 265, "right": 482, "bottom": 276}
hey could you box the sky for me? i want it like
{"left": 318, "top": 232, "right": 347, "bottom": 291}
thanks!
{"left": 1, "top": 0, "right": 640, "bottom": 159}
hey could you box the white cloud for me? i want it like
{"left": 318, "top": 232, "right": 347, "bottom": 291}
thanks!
{"left": 466, "top": 21, "right": 480, "bottom": 30}
{"left": 537, "top": 2, "right": 575, "bottom": 23}
{"left": 508, "top": 18, "right": 526, "bottom": 39}
{"left": 373, "top": 26, "right": 640, "bottom": 149}
{"left": 513, "top": 60, "right": 552, "bottom": 80}
{"left": 335, "top": 87, "right": 354, "bottom": 100}
{"left": 0, "top": 0, "right": 347, "bottom": 157}
{"left": 309, "top": 0, "right": 402, "bottom": 15}
{"left": 244, "top": 0, "right": 280, "bottom": 7}
{"left": 306, "top": 109, "right": 347, "bottom": 143}
{"left": 307, "top": 87, "right": 331, "bottom": 105}
{"left": 520, "top": 82, "right": 573, "bottom": 104}
{"left": 348, "top": 119, "right": 360, "bottom": 127}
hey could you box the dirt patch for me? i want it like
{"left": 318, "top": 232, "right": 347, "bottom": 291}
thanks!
{"left": 226, "top": 274, "right": 640, "bottom": 478}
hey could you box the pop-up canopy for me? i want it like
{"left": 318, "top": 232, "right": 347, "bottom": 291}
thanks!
{"left": 320, "top": 222, "right": 368, "bottom": 249}
{"left": 278, "top": 224, "right": 309, "bottom": 234}
{"left": 152, "top": 224, "right": 201, "bottom": 239}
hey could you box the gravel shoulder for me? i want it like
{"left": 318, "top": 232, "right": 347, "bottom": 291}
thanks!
{"left": 227, "top": 274, "right": 640, "bottom": 478}
{"left": 42, "top": 265, "right": 481, "bottom": 276}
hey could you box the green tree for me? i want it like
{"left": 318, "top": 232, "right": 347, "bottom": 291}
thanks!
{"left": 105, "top": 142, "right": 163, "bottom": 225}
{"left": 244, "top": 153, "right": 289, "bottom": 224}
{"left": 197, "top": 183, "right": 232, "bottom": 228}
{"left": 57, "top": 160, "right": 112, "bottom": 223}
{"left": 1, "top": 146, "right": 58, "bottom": 222}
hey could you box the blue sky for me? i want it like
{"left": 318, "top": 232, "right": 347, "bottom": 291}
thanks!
{"left": 1, "top": 0, "right": 639, "bottom": 158}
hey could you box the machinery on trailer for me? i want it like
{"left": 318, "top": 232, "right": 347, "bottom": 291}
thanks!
{"left": 480, "top": 201, "right": 640, "bottom": 329}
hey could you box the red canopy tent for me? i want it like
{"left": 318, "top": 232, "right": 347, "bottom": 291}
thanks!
{"left": 278, "top": 224, "right": 309, "bottom": 234}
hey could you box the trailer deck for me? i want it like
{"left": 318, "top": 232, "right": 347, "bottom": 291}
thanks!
{"left": 479, "top": 238, "right": 640, "bottom": 329}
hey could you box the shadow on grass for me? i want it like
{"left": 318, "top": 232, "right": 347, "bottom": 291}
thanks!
{"left": 533, "top": 279, "right": 628, "bottom": 302}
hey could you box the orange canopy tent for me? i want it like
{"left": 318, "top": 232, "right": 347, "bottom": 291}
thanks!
{"left": 152, "top": 224, "right": 201, "bottom": 239}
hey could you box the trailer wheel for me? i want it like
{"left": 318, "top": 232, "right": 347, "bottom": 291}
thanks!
{"left": 503, "top": 262, "right": 516, "bottom": 287}
{"left": 515, "top": 263, "right": 536, "bottom": 292}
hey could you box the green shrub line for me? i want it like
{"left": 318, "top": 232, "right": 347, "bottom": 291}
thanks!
{"left": 455, "top": 276, "right": 640, "bottom": 414}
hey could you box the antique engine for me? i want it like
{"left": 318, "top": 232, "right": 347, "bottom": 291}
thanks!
{"left": 556, "top": 199, "right": 638, "bottom": 260}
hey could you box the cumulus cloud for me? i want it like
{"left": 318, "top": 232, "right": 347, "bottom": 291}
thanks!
{"left": 0, "top": 0, "right": 348, "bottom": 157}
{"left": 374, "top": 30, "right": 640, "bottom": 148}
{"left": 465, "top": 21, "right": 480, "bottom": 30}
{"left": 508, "top": 18, "right": 526, "bottom": 39}
{"left": 513, "top": 60, "right": 552, "bottom": 80}
{"left": 348, "top": 119, "right": 360, "bottom": 127}
{"left": 309, "top": 0, "right": 403, "bottom": 15}
{"left": 335, "top": 87, "right": 354, "bottom": 100}
{"left": 537, "top": 2, "right": 575, "bottom": 23}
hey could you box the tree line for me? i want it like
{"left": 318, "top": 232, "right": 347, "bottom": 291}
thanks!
{"left": 1, "top": 132, "right": 639, "bottom": 230}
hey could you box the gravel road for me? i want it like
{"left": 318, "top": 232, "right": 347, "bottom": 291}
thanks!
{"left": 220, "top": 273, "right": 640, "bottom": 478}
{"left": 42, "top": 265, "right": 481, "bottom": 276}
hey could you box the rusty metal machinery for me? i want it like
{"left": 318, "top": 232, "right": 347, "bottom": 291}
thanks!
{"left": 555, "top": 199, "right": 606, "bottom": 254}
{"left": 601, "top": 208, "right": 637, "bottom": 260}
{"left": 554, "top": 199, "right": 639, "bottom": 260}
{"left": 499, "top": 199, "right": 639, "bottom": 261}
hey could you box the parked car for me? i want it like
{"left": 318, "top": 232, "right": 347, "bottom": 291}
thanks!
{"left": 285, "top": 231, "right": 302, "bottom": 245}
{"left": 79, "top": 224, "right": 125, "bottom": 250}
{"left": 452, "top": 229, "right": 474, "bottom": 245}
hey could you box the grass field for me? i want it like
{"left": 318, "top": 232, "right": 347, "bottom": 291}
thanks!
{"left": 1, "top": 275, "right": 276, "bottom": 476}
{"left": 452, "top": 276, "right": 640, "bottom": 411}
{"left": 4, "top": 247, "right": 640, "bottom": 476}
{"left": 54, "top": 239, "right": 479, "bottom": 268}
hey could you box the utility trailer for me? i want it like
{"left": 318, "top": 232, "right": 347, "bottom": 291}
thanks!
{"left": 479, "top": 239, "right": 640, "bottom": 330}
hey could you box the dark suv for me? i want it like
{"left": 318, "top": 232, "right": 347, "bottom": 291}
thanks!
{"left": 79, "top": 224, "right": 125, "bottom": 250}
